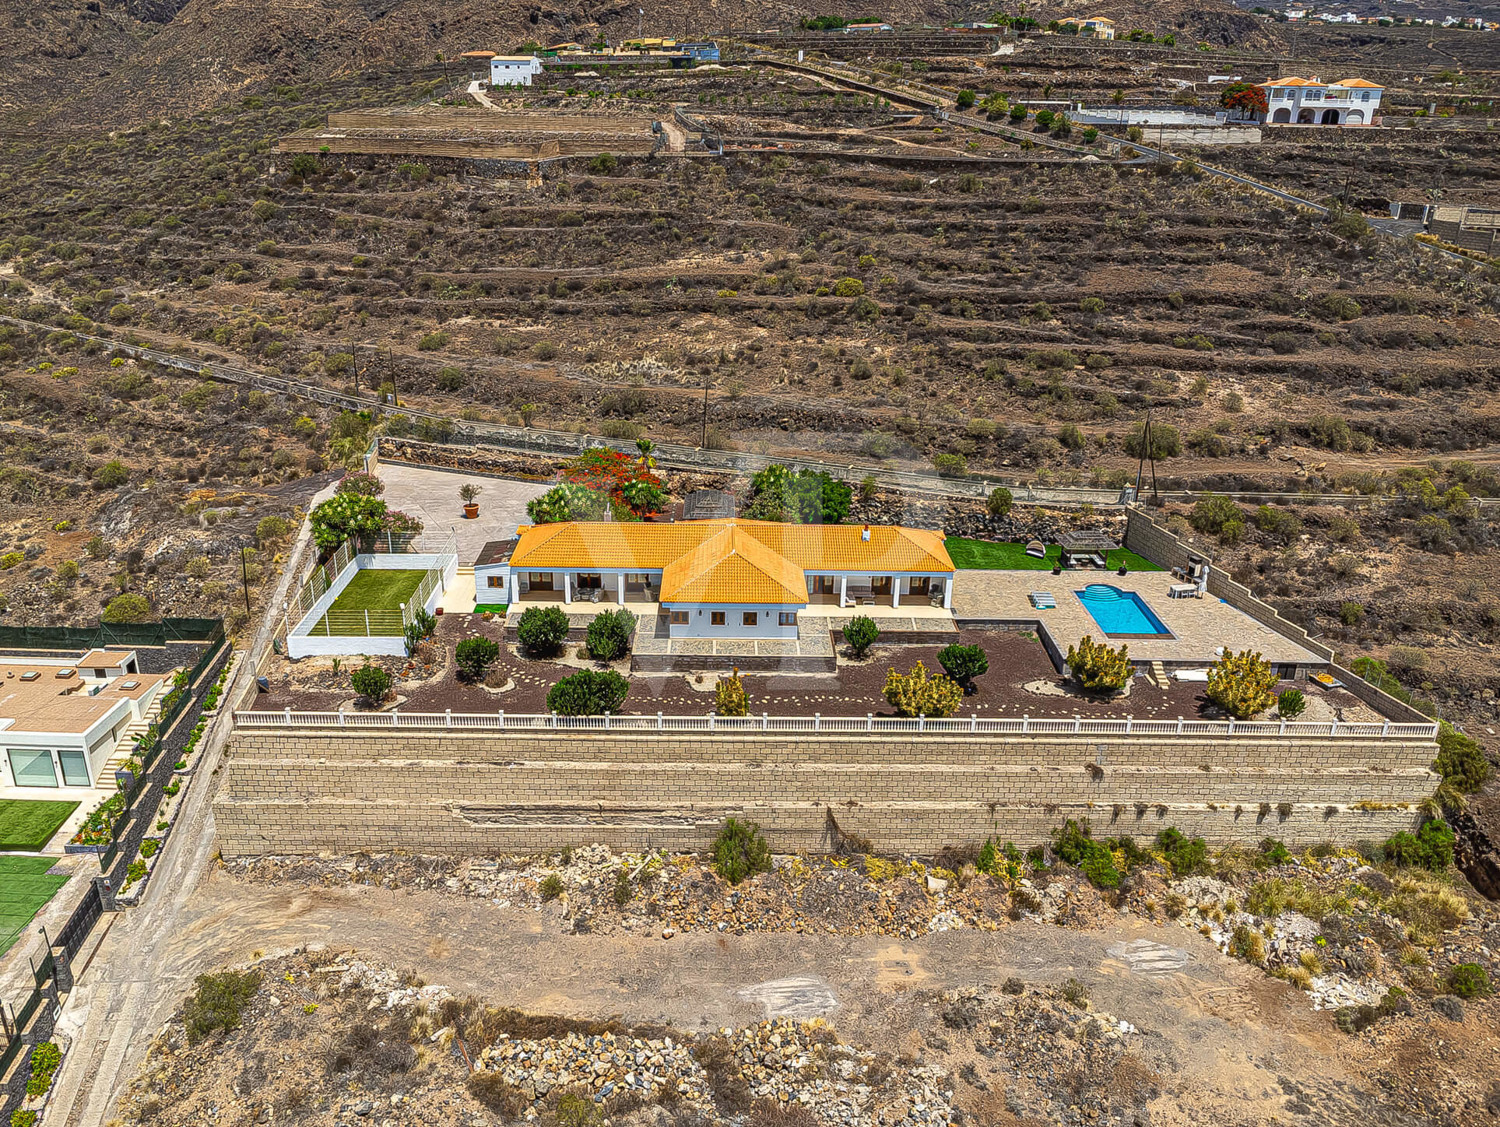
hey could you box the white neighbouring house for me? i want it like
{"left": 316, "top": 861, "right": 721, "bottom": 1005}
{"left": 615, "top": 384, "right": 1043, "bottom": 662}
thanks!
{"left": 0, "top": 650, "right": 166, "bottom": 794}
{"left": 474, "top": 518, "right": 957, "bottom": 640}
{"left": 489, "top": 55, "right": 545, "bottom": 86}
{"left": 1257, "top": 75, "right": 1384, "bottom": 125}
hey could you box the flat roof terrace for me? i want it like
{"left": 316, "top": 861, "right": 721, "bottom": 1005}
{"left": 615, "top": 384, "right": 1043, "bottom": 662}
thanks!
{"left": 951, "top": 568, "right": 1324, "bottom": 667}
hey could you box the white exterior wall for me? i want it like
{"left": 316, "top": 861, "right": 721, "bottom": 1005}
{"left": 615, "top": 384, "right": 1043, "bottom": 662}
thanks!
{"left": 664, "top": 603, "right": 804, "bottom": 639}
{"left": 1263, "top": 84, "right": 1381, "bottom": 124}
{"left": 0, "top": 686, "right": 158, "bottom": 792}
{"left": 490, "top": 57, "right": 543, "bottom": 86}
{"left": 287, "top": 552, "right": 456, "bottom": 658}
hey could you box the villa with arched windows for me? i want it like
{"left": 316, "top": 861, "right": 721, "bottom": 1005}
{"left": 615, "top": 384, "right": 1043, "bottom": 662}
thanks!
{"left": 1255, "top": 76, "right": 1383, "bottom": 125}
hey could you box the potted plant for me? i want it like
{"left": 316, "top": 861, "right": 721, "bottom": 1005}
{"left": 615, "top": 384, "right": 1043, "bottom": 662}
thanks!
{"left": 460, "top": 482, "right": 482, "bottom": 519}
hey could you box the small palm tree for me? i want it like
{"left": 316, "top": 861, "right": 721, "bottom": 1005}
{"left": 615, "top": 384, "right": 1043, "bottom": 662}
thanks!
{"left": 635, "top": 437, "right": 656, "bottom": 470}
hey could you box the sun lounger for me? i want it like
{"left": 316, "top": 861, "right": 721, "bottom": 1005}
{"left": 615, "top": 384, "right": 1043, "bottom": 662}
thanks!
{"left": 1029, "top": 591, "right": 1056, "bottom": 609}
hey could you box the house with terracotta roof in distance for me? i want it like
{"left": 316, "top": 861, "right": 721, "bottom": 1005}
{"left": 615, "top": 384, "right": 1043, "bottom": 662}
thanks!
{"left": 474, "top": 518, "right": 955, "bottom": 639}
{"left": 1256, "top": 76, "right": 1383, "bottom": 124}
{"left": 1058, "top": 16, "right": 1116, "bottom": 39}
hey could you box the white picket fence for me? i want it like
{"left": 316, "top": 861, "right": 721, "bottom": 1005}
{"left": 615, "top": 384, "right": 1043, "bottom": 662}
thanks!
{"left": 232, "top": 710, "right": 1437, "bottom": 740}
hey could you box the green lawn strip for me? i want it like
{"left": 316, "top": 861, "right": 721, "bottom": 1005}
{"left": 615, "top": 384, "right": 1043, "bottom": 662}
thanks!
{"left": 945, "top": 538, "right": 1164, "bottom": 572}
{"left": 0, "top": 857, "right": 69, "bottom": 956}
{"left": 0, "top": 799, "right": 80, "bottom": 852}
{"left": 473, "top": 603, "right": 510, "bottom": 614}
{"left": 315, "top": 568, "right": 427, "bottom": 636}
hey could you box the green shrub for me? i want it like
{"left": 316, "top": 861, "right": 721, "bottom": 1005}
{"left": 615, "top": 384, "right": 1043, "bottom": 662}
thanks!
{"left": 1052, "top": 819, "right": 1119, "bottom": 889}
{"left": 517, "top": 605, "right": 570, "bottom": 656}
{"left": 1434, "top": 722, "right": 1490, "bottom": 793}
{"left": 712, "top": 818, "right": 772, "bottom": 884}
{"left": 1155, "top": 827, "right": 1209, "bottom": 876}
{"left": 102, "top": 593, "right": 151, "bottom": 623}
{"left": 585, "top": 608, "right": 637, "bottom": 662}
{"left": 539, "top": 873, "right": 565, "bottom": 901}
{"left": 13, "top": 1110, "right": 38, "bottom": 1127}
{"left": 932, "top": 453, "right": 968, "bottom": 478}
{"left": 1259, "top": 837, "right": 1290, "bottom": 864}
{"left": 547, "top": 669, "right": 629, "bottom": 715}
{"left": 25, "top": 1042, "right": 61, "bottom": 1097}
{"left": 93, "top": 459, "right": 129, "bottom": 488}
{"left": 183, "top": 970, "right": 262, "bottom": 1044}
{"left": 937, "top": 643, "right": 988, "bottom": 692}
{"left": 1383, "top": 818, "right": 1454, "bottom": 871}
{"left": 1122, "top": 422, "right": 1181, "bottom": 459}
{"left": 1206, "top": 649, "right": 1277, "bottom": 719}
{"left": 844, "top": 615, "right": 880, "bottom": 657}
{"left": 1277, "top": 689, "right": 1306, "bottom": 719}
{"left": 417, "top": 331, "right": 450, "bottom": 351}
{"left": 883, "top": 661, "right": 963, "bottom": 718}
{"left": 1189, "top": 494, "right": 1241, "bottom": 535}
{"left": 455, "top": 637, "right": 499, "bottom": 681}
{"left": 350, "top": 663, "right": 391, "bottom": 704}
{"left": 1065, "top": 635, "right": 1130, "bottom": 692}
{"left": 715, "top": 671, "right": 749, "bottom": 716}
{"left": 1446, "top": 963, "right": 1490, "bottom": 999}
{"left": 986, "top": 486, "right": 1013, "bottom": 517}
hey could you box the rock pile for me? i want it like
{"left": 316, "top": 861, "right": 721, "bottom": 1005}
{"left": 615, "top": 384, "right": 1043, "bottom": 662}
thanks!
{"left": 479, "top": 1030, "right": 704, "bottom": 1107}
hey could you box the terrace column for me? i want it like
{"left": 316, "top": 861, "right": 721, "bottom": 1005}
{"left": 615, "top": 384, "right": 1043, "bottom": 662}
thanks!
{"left": 563, "top": 572, "right": 572, "bottom": 605}
{"left": 617, "top": 572, "right": 626, "bottom": 605}
{"left": 891, "top": 578, "right": 900, "bottom": 608}
{"left": 839, "top": 575, "right": 848, "bottom": 608}
{"left": 509, "top": 571, "right": 519, "bottom": 604}
{"left": 943, "top": 577, "right": 953, "bottom": 610}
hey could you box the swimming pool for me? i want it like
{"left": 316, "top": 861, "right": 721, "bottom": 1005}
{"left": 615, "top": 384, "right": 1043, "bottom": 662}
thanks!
{"left": 1074, "top": 584, "right": 1172, "bottom": 637}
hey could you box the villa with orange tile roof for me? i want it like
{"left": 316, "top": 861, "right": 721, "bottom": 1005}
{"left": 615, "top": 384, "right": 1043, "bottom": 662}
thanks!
{"left": 1255, "top": 75, "right": 1384, "bottom": 125}
{"left": 1058, "top": 15, "right": 1116, "bottom": 39}
{"left": 475, "top": 519, "right": 956, "bottom": 639}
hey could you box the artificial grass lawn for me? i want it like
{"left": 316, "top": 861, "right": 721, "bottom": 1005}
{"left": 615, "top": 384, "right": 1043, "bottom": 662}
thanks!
{"left": 0, "top": 856, "right": 69, "bottom": 956}
{"left": 0, "top": 799, "right": 80, "bottom": 852}
{"left": 315, "top": 568, "right": 427, "bottom": 636}
{"left": 473, "top": 603, "right": 510, "bottom": 614}
{"left": 945, "top": 538, "right": 1164, "bottom": 572}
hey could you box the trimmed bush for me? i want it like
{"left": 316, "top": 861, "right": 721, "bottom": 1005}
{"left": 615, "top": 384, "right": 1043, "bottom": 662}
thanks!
{"left": 712, "top": 817, "right": 771, "bottom": 884}
{"left": 585, "top": 608, "right": 637, "bottom": 662}
{"left": 844, "top": 615, "right": 880, "bottom": 657}
{"left": 883, "top": 661, "right": 963, "bottom": 718}
{"left": 517, "top": 606, "right": 570, "bottom": 656}
{"left": 715, "top": 672, "right": 749, "bottom": 716}
{"left": 547, "top": 669, "right": 629, "bottom": 715}
{"left": 351, "top": 663, "right": 390, "bottom": 705}
{"left": 455, "top": 637, "right": 499, "bottom": 681}
{"left": 1065, "top": 635, "right": 1130, "bottom": 692}
{"left": 937, "top": 643, "right": 988, "bottom": 693}
{"left": 1206, "top": 649, "right": 1277, "bottom": 719}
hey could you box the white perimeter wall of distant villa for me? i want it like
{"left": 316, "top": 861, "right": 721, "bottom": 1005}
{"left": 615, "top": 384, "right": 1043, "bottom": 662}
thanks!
{"left": 286, "top": 551, "right": 457, "bottom": 659}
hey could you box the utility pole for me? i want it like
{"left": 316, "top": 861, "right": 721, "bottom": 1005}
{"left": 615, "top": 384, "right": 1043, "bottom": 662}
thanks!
{"left": 639, "top": 6, "right": 644, "bottom": 41}
{"left": 388, "top": 347, "right": 398, "bottom": 406}
{"left": 700, "top": 380, "right": 709, "bottom": 446}
{"left": 241, "top": 549, "right": 252, "bottom": 617}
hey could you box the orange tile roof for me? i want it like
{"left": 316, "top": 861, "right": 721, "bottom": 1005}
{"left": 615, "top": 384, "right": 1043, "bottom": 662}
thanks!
{"left": 509, "top": 519, "right": 953, "bottom": 603}
{"left": 660, "top": 525, "right": 807, "bottom": 604}
{"left": 1336, "top": 78, "right": 1385, "bottom": 88}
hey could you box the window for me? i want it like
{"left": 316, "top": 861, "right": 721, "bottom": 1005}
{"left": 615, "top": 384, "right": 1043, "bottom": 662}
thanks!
{"left": 908, "top": 577, "right": 931, "bottom": 596}
{"left": 871, "top": 577, "right": 892, "bottom": 596}
{"left": 576, "top": 573, "right": 602, "bottom": 590}
{"left": 487, "top": 575, "right": 505, "bottom": 588}
{"left": 669, "top": 610, "right": 689, "bottom": 625}
{"left": 779, "top": 612, "right": 796, "bottom": 626}
{"left": 528, "top": 572, "right": 554, "bottom": 591}
{"left": 742, "top": 611, "right": 758, "bottom": 627}
{"left": 1360, "top": 91, "right": 1370, "bottom": 101}
{"left": 711, "top": 611, "right": 726, "bottom": 626}
{"left": 59, "top": 749, "right": 91, "bottom": 787}
{"left": 8, "top": 748, "right": 58, "bottom": 788}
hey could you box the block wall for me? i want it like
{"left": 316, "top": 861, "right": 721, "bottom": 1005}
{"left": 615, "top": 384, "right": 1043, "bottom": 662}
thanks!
{"left": 214, "top": 728, "right": 1436, "bottom": 857}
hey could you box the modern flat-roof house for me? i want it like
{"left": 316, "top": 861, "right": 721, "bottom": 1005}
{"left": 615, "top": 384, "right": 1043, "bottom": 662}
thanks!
{"left": 474, "top": 519, "right": 955, "bottom": 638}
{"left": 1256, "top": 76, "right": 1383, "bottom": 124}
{"left": 1059, "top": 16, "right": 1116, "bottom": 38}
{"left": 490, "top": 55, "right": 544, "bottom": 86}
{"left": 0, "top": 652, "right": 165, "bottom": 794}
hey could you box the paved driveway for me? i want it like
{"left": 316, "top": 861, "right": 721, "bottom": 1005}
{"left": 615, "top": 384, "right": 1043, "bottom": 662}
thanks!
{"left": 376, "top": 463, "right": 552, "bottom": 565}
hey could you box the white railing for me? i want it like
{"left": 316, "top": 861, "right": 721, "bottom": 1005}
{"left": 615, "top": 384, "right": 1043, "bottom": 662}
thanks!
{"left": 232, "top": 709, "right": 1438, "bottom": 740}
{"left": 286, "top": 539, "right": 355, "bottom": 623}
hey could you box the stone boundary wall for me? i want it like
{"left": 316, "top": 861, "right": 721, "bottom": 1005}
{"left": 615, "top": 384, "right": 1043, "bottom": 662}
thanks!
{"left": 1122, "top": 509, "right": 1432, "bottom": 724}
{"left": 215, "top": 728, "right": 1435, "bottom": 856}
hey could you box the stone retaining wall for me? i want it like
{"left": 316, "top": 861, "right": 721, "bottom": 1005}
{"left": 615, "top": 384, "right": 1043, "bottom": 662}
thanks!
{"left": 215, "top": 728, "right": 1435, "bottom": 856}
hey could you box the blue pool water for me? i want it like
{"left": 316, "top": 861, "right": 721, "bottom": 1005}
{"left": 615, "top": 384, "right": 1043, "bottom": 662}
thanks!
{"left": 1074, "top": 584, "right": 1172, "bottom": 636}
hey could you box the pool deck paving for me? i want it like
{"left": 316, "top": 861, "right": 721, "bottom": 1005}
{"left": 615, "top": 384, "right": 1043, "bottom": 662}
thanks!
{"left": 951, "top": 567, "right": 1323, "bottom": 666}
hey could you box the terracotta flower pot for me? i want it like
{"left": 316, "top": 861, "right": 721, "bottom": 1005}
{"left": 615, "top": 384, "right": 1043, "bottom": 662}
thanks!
{"left": 463, "top": 503, "right": 479, "bottom": 519}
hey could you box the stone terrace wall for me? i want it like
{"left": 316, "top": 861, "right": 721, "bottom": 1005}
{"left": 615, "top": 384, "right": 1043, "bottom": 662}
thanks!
{"left": 215, "top": 728, "right": 1435, "bottom": 857}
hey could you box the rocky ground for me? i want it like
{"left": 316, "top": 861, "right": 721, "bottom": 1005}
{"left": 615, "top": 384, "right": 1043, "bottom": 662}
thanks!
{"left": 225, "top": 838, "right": 1499, "bottom": 1034}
